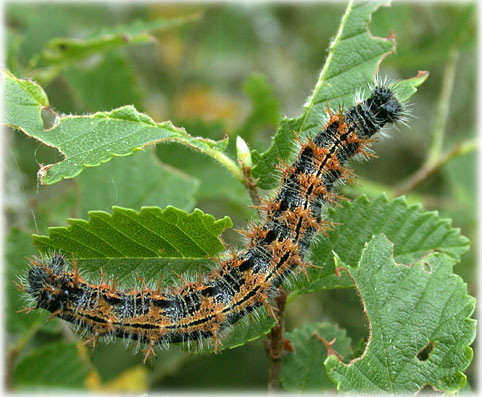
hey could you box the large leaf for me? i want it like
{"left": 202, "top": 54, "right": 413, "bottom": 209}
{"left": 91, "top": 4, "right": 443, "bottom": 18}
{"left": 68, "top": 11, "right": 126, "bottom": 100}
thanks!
{"left": 280, "top": 322, "right": 352, "bottom": 392}
{"left": 3, "top": 69, "right": 228, "bottom": 185}
{"left": 14, "top": 342, "right": 89, "bottom": 390}
{"left": 325, "top": 235, "right": 475, "bottom": 393}
{"left": 30, "top": 13, "right": 201, "bottom": 68}
{"left": 290, "top": 195, "right": 470, "bottom": 294}
{"left": 252, "top": 0, "right": 396, "bottom": 189}
{"left": 32, "top": 206, "right": 232, "bottom": 283}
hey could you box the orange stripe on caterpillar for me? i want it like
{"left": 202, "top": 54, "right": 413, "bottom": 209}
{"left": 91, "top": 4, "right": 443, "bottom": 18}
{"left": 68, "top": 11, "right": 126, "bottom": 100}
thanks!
{"left": 22, "top": 84, "right": 404, "bottom": 363}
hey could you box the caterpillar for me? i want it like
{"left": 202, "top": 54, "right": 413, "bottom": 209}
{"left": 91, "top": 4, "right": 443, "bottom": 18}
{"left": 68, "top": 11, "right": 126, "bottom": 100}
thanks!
{"left": 22, "top": 83, "right": 404, "bottom": 363}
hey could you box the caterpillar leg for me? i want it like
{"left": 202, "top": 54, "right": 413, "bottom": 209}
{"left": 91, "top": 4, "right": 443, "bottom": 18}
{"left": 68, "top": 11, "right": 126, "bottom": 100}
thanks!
{"left": 142, "top": 339, "right": 157, "bottom": 366}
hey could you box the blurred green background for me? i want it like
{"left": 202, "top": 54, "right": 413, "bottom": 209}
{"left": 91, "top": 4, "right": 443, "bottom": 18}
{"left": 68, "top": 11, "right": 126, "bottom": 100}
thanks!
{"left": 4, "top": 2, "right": 476, "bottom": 392}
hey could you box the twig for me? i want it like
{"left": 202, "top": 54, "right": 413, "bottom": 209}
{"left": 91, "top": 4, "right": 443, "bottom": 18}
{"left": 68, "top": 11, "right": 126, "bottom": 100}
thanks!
{"left": 265, "top": 287, "right": 287, "bottom": 393}
{"left": 312, "top": 331, "right": 344, "bottom": 362}
{"left": 242, "top": 165, "right": 262, "bottom": 208}
{"left": 204, "top": 147, "right": 245, "bottom": 184}
{"left": 395, "top": 139, "right": 477, "bottom": 197}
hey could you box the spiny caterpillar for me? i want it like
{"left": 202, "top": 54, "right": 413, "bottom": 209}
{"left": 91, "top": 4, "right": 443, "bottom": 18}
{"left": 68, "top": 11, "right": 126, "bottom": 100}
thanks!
{"left": 22, "top": 83, "right": 404, "bottom": 363}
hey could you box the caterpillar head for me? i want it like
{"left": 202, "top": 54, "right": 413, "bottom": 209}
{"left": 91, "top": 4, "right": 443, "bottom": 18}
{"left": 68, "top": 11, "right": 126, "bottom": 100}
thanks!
{"left": 369, "top": 86, "right": 403, "bottom": 125}
{"left": 27, "top": 255, "right": 70, "bottom": 313}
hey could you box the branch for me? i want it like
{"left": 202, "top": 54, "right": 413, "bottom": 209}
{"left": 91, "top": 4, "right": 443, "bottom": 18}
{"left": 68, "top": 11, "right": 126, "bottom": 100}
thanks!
{"left": 265, "top": 288, "right": 287, "bottom": 392}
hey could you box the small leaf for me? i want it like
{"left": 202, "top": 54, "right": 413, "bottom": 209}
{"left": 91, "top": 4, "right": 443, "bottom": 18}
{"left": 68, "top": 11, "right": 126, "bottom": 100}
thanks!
{"left": 393, "top": 70, "right": 429, "bottom": 103}
{"left": 252, "top": 1, "right": 397, "bottom": 189}
{"left": 280, "top": 322, "right": 352, "bottom": 392}
{"left": 291, "top": 195, "right": 470, "bottom": 293}
{"left": 31, "top": 14, "right": 201, "bottom": 68}
{"left": 14, "top": 342, "right": 89, "bottom": 389}
{"left": 325, "top": 235, "right": 475, "bottom": 393}
{"left": 3, "top": 69, "right": 228, "bottom": 185}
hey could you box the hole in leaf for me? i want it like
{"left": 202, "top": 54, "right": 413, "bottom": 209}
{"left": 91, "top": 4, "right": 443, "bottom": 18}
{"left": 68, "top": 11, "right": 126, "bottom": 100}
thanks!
{"left": 421, "top": 262, "right": 432, "bottom": 274}
{"left": 418, "top": 383, "right": 436, "bottom": 393}
{"left": 41, "top": 107, "right": 59, "bottom": 130}
{"left": 416, "top": 340, "right": 434, "bottom": 361}
{"left": 319, "top": 288, "right": 369, "bottom": 360}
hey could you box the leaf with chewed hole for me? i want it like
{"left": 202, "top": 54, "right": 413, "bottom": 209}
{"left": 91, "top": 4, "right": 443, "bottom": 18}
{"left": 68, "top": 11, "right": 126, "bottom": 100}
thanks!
{"left": 14, "top": 342, "right": 90, "bottom": 389}
{"left": 32, "top": 206, "right": 232, "bottom": 285}
{"left": 290, "top": 195, "right": 470, "bottom": 293}
{"left": 251, "top": 1, "right": 399, "bottom": 189}
{"left": 280, "top": 322, "right": 352, "bottom": 392}
{"left": 3, "top": 69, "right": 228, "bottom": 185}
{"left": 325, "top": 234, "right": 475, "bottom": 393}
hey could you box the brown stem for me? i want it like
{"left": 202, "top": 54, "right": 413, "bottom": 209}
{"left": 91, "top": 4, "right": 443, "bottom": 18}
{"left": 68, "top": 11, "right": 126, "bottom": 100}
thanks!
{"left": 312, "top": 331, "right": 344, "bottom": 361}
{"left": 242, "top": 165, "right": 262, "bottom": 208}
{"left": 265, "top": 287, "right": 287, "bottom": 392}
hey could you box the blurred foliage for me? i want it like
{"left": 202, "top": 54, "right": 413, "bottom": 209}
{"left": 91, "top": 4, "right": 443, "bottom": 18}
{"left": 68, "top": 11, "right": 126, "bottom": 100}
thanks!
{"left": 4, "top": 1, "right": 476, "bottom": 393}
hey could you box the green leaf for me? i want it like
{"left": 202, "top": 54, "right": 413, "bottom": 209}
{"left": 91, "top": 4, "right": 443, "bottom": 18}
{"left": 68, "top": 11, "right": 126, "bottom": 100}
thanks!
{"left": 77, "top": 149, "right": 200, "bottom": 217}
{"left": 32, "top": 206, "right": 231, "bottom": 283}
{"left": 33, "top": 206, "right": 230, "bottom": 257}
{"left": 3, "top": 69, "right": 228, "bottom": 185}
{"left": 31, "top": 13, "right": 201, "bottom": 68}
{"left": 392, "top": 70, "right": 429, "bottom": 103}
{"left": 325, "top": 234, "right": 475, "bottom": 393}
{"left": 280, "top": 322, "right": 352, "bottom": 392}
{"left": 238, "top": 72, "right": 280, "bottom": 142}
{"left": 252, "top": 0, "right": 398, "bottom": 189}
{"left": 290, "top": 195, "right": 470, "bottom": 294}
{"left": 14, "top": 342, "right": 89, "bottom": 389}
